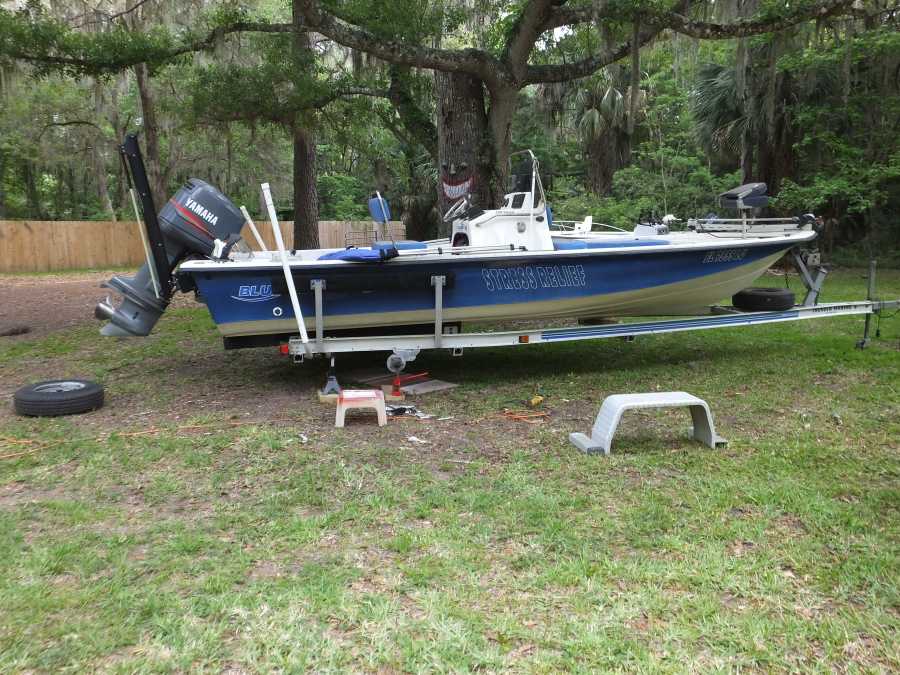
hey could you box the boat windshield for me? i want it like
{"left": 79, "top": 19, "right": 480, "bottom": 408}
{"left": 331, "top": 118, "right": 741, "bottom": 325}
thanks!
{"left": 507, "top": 149, "right": 546, "bottom": 210}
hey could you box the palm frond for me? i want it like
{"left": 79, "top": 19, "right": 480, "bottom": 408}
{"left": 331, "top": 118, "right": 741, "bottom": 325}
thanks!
{"left": 577, "top": 108, "right": 607, "bottom": 141}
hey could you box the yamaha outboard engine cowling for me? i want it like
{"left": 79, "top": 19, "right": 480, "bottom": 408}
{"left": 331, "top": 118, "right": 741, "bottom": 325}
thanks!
{"left": 96, "top": 179, "right": 245, "bottom": 336}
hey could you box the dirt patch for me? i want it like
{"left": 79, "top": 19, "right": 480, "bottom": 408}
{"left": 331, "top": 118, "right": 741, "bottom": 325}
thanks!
{"left": 0, "top": 272, "right": 114, "bottom": 339}
{"left": 771, "top": 513, "right": 809, "bottom": 535}
{"left": 0, "top": 271, "right": 201, "bottom": 341}
{"left": 0, "top": 481, "right": 69, "bottom": 509}
{"left": 726, "top": 539, "right": 757, "bottom": 558}
{"left": 248, "top": 559, "right": 285, "bottom": 581}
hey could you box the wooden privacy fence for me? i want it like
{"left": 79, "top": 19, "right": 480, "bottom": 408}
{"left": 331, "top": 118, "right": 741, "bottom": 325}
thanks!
{"left": 0, "top": 219, "right": 405, "bottom": 273}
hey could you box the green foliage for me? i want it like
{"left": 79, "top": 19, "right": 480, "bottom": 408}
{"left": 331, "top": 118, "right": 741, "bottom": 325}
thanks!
{"left": 691, "top": 61, "right": 745, "bottom": 162}
{"left": 324, "top": 0, "right": 454, "bottom": 43}
{"left": 773, "top": 21, "right": 900, "bottom": 247}
{"left": 549, "top": 159, "right": 741, "bottom": 228}
{"left": 549, "top": 45, "right": 740, "bottom": 228}
{"left": 317, "top": 173, "right": 370, "bottom": 220}
{"left": 188, "top": 54, "right": 330, "bottom": 126}
{"left": 0, "top": 0, "right": 897, "bottom": 261}
{"left": 778, "top": 26, "right": 900, "bottom": 72}
{"left": 775, "top": 158, "right": 900, "bottom": 217}
{"left": 0, "top": 8, "right": 178, "bottom": 77}
{"left": 510, "top": 90, "right": 581, "bottom": 180}
{"left": 0, "top": 4, "right": 257, "bottom": 77}
{"left": 0, "top": 73, "right": 119, "bottom": 219}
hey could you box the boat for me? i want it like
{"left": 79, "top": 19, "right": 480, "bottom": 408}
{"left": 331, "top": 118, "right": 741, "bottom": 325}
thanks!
{"left": 96, "top": 138, "right": 819, "bottom": 350}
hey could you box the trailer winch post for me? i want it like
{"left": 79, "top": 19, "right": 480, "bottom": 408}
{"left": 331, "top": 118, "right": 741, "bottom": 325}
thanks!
{"left": 857, "top": 259, "right": 877, "bottom": 349}
{"left": 791, "top": 248, "right": 829, "bottom": 307}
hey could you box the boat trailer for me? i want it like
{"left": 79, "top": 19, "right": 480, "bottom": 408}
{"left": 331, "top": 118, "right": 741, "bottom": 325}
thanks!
{"left": 283, "top": 259, "right": 898, "bottom": 373}
{"left": 108, "top": 138, "right": 897, "bottom": 372}
{"left": 230, "top": 176, "right": 889, "bottom": 371}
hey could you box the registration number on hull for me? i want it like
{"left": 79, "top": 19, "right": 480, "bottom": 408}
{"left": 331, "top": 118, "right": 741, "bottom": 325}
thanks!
{"left": 702, "top": 249, "right": 747, "bottom": 264}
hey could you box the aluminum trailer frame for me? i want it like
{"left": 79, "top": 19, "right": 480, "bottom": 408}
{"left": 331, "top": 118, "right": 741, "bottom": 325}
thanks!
{"left": 287, "top": 269, "right": 899, "bottom": 364}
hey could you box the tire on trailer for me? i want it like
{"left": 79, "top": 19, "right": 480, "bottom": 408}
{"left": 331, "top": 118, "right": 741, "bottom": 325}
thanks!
{"left": 732, "top": 287, "right": 796, "bottom": 312}
{"left": 13, "top": 380, "right": 105, "bottom": 417}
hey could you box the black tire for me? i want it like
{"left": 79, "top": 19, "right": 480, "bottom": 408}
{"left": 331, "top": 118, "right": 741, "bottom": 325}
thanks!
{"left": 732, "top": 287, "right": 796, "bottom": 312}
{"left": 13, "top": 380, "right": 104, "bottom": 417}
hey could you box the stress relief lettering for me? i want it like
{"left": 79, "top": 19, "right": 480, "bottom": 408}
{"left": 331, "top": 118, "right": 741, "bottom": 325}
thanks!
{"left": 481, "top": 265, "right": 586, "bottom": 292}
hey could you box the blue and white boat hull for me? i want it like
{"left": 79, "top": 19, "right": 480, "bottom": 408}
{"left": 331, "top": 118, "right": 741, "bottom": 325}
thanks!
{"left": 180, "top": 236, "right": 806, "bottom": 338}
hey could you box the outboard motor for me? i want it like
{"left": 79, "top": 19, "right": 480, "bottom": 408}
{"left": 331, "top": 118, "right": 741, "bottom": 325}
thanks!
{"left": 95, "top": 135, "right": 245, "bottom": 336}
{"left": 718, "top": 182, "right": 768, "bottom": 210}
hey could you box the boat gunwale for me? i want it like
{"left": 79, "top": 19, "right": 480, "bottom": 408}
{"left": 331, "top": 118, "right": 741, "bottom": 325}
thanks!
{"left": 178, "top": 230, "right": 815, "bottom": 273}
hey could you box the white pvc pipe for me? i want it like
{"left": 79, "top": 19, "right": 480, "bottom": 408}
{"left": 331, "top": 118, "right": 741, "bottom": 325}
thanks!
{"left": 260, "top": 183, "right": 309, "bottom": 346}
{"left": 375, "top": 190, "right": 389, "bottom": 241}
{"left": 240, "top": 205, "right": 268, "bottom": 251}
{"left": 128, "top": 187, "right": 162, "bottom": 300}
{"left": 529, "top": 167, "right": 536, "bottom": 233}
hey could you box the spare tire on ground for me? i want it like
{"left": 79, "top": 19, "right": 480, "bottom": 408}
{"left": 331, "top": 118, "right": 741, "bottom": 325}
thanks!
{"left": 732, "top": 287, "right": 796, "bottom": 312}
{"left": 13, "top": 380, "right": 104, "bottom": 417}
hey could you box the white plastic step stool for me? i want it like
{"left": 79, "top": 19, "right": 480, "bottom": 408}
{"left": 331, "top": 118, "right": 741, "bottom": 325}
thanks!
{"left": 570, "top": 391, "right": 727, "bottom": 455}
{"left": 335, "top": 389, "right": 387, "bottom": 428}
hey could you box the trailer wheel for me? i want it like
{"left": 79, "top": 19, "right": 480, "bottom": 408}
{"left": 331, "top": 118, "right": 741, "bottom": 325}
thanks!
{"left": 732, "top": 287, "right": 796, "bottom": 312}
{"left": 13, "top": 380, "right": 104, "bottom": 417}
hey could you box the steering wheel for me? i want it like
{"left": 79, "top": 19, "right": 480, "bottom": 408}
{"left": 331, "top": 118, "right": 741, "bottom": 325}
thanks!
{"left": 442, "top": 195, "right": 470, "bottom": 223}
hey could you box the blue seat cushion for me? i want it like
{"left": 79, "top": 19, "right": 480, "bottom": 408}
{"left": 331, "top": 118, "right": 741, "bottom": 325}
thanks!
{"left": 318, "top": 247, "right": 395, "bottom": 262}
{"left": 552, "top": 238, "right": 588, "bottom": 250}
{"left": 373, "top": 240, "right": 427, "bottom": 251}
{"left": 553, "top": 238, "right": 669, "bottom": 250}
{"left": 585, "top": 239, "right": 668, "bottom": 248}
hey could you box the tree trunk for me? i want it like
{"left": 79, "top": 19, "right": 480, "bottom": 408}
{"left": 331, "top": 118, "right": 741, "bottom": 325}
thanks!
{"left": 92, "top": 80, "right": 116, "bottom": 221}
{"left": 388, "top": 65, "right": 438, "bottom": 161}
{"left": 94, "top": 146, "right": 116, "bottom": 222}
{"left": 21, "top": 160, "right": 42, "bottom": 218}
{"left": 225, "top": 124, "right": 233, "bottom": 196}
{"left": 0, "top": 149, "right": 6, "bottom": 219}
{"left": 755, "top": 71, "right": 796, "bottom": 194}
{"left": 735, "top": 34, "right": 754, "bottom": 182}
{"left": 51, "top": 167, "right": 63, "bottom": 218}
{"left": 436, "top": 71, "right": 493, "bottom": 217}
{"left": 373, "top": 157, "right": 389, "bottom": 194}
{"left": 485, "top": 86, "right": 519, "bottom": 207}
{"left": 586, "top": 137, "right": 610, "bottom": 195}
{"left": 585, "top": 137, "right": 621, "bottom": 196}
{"left": 434, "top": 81, "right": 531, "bottom": 210}
{"left": 401, "top": 148, "right": 441, "bottom": 241}
{"left": 292, "top": 122, "right": 320, "bottom": 249}
{"left": 66, "top": 166, "right": 76, "bottom": 218}
{"left": 627, "top": 22, "right": 641, "bottom": 136}
{"left": 585, "top": 126, "right": 631, "bottom": 196}
{"left": 290, "top": 4, "right": 320, "bottom": 249}
{"left": 134, "top": 62, "right": 166, "bottom": 210}
{"left": 109, "top": 73, "right": 126, "bottom": 210}
{"left": 740, "top": 127, "right": 754, "bottom": 183}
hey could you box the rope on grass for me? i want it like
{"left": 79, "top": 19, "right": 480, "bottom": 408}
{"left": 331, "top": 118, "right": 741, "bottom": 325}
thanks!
{"left": 0, "top": 439, "right": 52, "bottom": 460}
{"left": 498, "top": 409, "right": 550, "bottom": 424}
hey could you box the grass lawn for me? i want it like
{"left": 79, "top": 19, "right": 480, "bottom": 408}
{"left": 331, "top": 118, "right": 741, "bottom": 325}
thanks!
{"left": 1, "top": 267, "right": 898, "bottom": 672}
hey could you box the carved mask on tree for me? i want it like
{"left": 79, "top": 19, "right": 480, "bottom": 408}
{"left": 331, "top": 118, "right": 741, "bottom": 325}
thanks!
{"left": 440, "top": 160, "right": 475, "bottom": 202}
